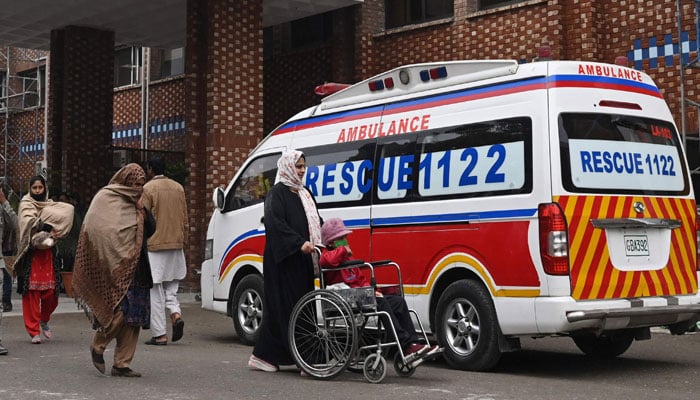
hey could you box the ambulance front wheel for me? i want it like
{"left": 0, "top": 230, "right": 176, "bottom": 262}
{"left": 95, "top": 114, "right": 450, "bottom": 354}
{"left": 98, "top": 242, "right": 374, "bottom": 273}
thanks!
{"left": 231, "top": 273, "right": 264, "bottom": 346}
{"left": 435, "top": 279, "right": 501, "bottom": 371}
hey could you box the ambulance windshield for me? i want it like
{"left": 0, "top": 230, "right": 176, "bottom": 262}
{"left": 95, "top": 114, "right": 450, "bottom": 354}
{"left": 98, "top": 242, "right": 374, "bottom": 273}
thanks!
{"left": 558, "top": 113, "right": 689, "bottom": 195}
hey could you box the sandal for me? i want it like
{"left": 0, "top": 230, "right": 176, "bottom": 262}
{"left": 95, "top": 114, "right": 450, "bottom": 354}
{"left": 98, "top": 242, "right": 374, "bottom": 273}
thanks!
{"left": 172, "top": 317, "right": 185, "bottom": 342}
{"left": 40, "top": 321, "right": 53, "bottom": 339}
{"left": 91, "top": 347, "right": 105, "bottom": 374}
{"left": 144, "top": 336, "right": 168, "bottom": 346}
{"left": 111, "top": 366, "right": 142, "bottom": 377}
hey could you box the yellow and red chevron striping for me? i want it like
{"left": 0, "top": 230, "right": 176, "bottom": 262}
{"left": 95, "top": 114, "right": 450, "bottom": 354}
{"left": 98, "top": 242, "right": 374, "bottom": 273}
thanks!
{"left": 555, "top": 195, "right": 697, "bottom": 300}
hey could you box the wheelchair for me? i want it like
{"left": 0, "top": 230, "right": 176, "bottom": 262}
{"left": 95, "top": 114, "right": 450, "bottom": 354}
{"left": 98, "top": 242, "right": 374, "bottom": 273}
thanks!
{"left": 288, "top": 255, "right": 440, "bottom": 383}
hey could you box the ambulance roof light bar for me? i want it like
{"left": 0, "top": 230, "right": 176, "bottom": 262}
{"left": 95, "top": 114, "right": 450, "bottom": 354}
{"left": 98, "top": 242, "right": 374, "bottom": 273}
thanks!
{"left": 318, "top": 60, "right": 519, "bottom": 112}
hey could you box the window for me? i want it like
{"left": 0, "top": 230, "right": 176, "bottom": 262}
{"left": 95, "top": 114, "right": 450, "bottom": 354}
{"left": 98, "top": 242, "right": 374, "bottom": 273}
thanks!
{"left": 150, "top": 47, "right": 185, "bottom": 80}
{"left": 225, "top": 153, "right": 279, "bottom": 212}
{"left": 478, "top": 0, "right": 526, "bottom": 11}
{"left": 302, "top": 141, "right": 377, "bottom": 208}
{"left": 114, "top": 46, "right": 142, "bottom": 87}
{"left": 385, "top": 0, "right": 454, "bottom": 29}
{"left": 299, "top": 116, "right": 532, "bottom": 207}
{"left": 558, "top": 113, "right": 689, "bottom": 195}
{"left": 370, "top": 117, "right": 532, "bottom": 204}
{"left": 18, "top": 66, "right": 45, "bottom": 108}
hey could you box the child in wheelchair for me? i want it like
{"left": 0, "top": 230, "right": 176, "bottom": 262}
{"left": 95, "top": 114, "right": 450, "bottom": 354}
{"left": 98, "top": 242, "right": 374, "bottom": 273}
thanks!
{"left": 319, "top": 218, "right": 439, "bottom": 360}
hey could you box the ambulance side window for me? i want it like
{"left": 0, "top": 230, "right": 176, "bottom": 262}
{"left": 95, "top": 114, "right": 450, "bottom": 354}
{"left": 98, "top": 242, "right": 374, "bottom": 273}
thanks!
{"left": 370, "top": 117, "right": 532, "bottom": 204}
{"left": 301, "top": 141, "right": 376, "bottom": 208}
{"left": 375, "top": 135, "right": 418, "bottom": 202}
{"left": 225, "top": 153, "right": 279, "bottom": 212}
{"left": 414, "top": 117, "right": 532, "bottom": 200}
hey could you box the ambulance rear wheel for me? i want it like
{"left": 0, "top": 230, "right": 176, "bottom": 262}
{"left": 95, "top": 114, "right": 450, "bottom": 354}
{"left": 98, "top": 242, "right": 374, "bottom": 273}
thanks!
{"left": 231, "top": 274, "right": 264, "bottom": 346}
{"left": 435, "top": 279, "right": 501, "bottom": 371}
{"left": 572, "top": 330, "right": 634, "bottom": 358}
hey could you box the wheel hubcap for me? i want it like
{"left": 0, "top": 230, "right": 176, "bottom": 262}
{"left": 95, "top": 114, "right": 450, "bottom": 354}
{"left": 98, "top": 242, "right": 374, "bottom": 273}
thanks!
{"left": 238, "top": 290, "right": 262, "bottom": 334}
{"left": 445, "top": 300, "right": 479, "bottom": 356}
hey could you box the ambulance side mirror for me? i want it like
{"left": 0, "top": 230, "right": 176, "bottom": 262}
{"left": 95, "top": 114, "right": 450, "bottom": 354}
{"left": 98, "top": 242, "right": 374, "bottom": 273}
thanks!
{"left": 213, "top": 187, "right": 225, "bottom": 211}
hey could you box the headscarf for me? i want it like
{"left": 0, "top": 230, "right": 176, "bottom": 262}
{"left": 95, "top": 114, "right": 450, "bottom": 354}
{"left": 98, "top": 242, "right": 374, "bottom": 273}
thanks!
{"left": 12, "top": 176, "right": 74, "bottom": 276}
{"left": 276, "top": 150, "right": 322, "bottom": 246}
{"left": 72, "top": 163, "right": 146, "bottom": 330}
{"left": 29, "top": 175, "right": 47, "bottom": 201}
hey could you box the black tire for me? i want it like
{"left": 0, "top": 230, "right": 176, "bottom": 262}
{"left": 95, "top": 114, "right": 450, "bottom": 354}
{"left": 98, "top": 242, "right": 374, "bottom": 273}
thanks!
{"left": 231, "top": 274, "right": 264, "bottom": 346}
{"left": 572, "top": 330, "right": 634, "bottom": 358}
{"left": 289, "top": 290, "right": 356, "bottom": 380}
{"left": 435, "top": 279, "right": 501, "bottom": 371}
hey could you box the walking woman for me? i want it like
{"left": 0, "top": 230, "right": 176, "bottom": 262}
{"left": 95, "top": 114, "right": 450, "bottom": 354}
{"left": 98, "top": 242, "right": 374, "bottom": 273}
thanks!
{"left": 248, "top": 150, "right": 322, "bottom": 372}
{"left": 73, "top": 163, "right": 155, "bottom": 377}
{"left": 13, "top": 175, "right": 74, "bottom": 343}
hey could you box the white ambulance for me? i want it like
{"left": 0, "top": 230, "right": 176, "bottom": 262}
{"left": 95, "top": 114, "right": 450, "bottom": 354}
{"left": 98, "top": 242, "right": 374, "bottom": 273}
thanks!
{"left": 200, "top": 60, "right": 700, "bottom": 371}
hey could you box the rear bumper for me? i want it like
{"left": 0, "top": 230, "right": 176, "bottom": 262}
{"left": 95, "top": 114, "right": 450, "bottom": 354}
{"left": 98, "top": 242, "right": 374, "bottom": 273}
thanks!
{"left": 531, "top": 291, "right": 700, "bottom": 334}
{"left": 566, "top": 303, "right": 700, "bottom": 323}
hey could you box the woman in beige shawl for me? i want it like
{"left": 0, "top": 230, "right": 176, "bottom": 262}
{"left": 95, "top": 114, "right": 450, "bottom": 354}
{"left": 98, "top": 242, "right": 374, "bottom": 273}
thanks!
{"left": 13, "top": 175, "right": 74, "bottom": 344}
{"left": 73, "top": 163, "right": 155, "bottom": 378}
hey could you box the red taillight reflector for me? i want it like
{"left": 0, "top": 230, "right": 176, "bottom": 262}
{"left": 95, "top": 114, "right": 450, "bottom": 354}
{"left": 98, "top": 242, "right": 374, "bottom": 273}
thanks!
{"left": 598, "top": 100, "right": 642, "bottom": 110}
{"left": 538, "top": 203, "right": 570, "bottom": 275}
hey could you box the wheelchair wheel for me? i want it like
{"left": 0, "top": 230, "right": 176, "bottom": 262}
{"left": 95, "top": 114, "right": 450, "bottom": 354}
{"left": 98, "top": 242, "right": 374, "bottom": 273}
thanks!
{"left": 393, "top": 352, "right": 416, "bottom": 377}
{"left": 362, "top": 353, "right": 387, "bottom": 383}
{"left": 347, "top": 314, "right": 385, "bottom": 374}
{"left": 289, "top": 290, "right": 356, "bottom": 380}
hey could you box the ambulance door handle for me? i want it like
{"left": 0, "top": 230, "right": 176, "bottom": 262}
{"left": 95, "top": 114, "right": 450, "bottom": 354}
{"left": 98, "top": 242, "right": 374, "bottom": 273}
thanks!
{"left": 590, "top": 218, "right": 681, "bottom": 230}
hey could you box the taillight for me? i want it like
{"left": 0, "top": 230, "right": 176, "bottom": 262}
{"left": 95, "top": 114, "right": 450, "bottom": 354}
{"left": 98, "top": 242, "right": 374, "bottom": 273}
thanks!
{"left": 538, "top": 203, "right": 570, "bottom": 275}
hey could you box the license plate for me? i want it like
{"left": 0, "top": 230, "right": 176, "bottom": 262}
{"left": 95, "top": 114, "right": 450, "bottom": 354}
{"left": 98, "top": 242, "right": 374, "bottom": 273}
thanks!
{"left": 624, "top": 234, "right": 649, "bottom": 257}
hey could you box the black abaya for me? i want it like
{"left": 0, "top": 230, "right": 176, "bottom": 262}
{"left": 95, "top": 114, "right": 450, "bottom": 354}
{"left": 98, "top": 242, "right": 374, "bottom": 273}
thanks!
{"left": 252, "top": 182, "right": 316, "bottom": 365}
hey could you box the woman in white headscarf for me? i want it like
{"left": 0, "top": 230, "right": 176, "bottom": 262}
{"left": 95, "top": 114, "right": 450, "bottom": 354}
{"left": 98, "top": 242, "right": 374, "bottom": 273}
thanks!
{"left": 248, "top": 150, "right": 321, "bottom": 372}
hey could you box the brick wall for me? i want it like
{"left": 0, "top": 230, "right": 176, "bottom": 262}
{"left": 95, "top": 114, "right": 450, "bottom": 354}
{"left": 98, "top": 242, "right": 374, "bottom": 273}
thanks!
{"left": 48, "top": 26, "right": 115, "bottom": 206}
{"left": 184, "top": 0, "right": 263, "bottom": 290}
{"left": 263, "top": 47, "right": 332, "bottom": 133}
{"left": 262, "top": 0, "right": 700, "bottom": 138}
{"left": 112, "top": 78, "right": 186, "bottom": 151}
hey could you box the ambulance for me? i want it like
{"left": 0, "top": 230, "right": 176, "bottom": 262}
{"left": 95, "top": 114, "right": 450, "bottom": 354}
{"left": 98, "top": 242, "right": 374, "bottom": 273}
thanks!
{"left": 200, "top": 59, "right": 700, "bottom": 371}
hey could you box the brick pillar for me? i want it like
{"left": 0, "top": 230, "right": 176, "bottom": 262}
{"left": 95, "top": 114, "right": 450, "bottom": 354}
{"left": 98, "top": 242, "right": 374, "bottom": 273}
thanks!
{"left": 48, "top": 26, "right": 114, "bottom": 204}
{"left": 185, "top": 0, "right": 263, "bottom": 289}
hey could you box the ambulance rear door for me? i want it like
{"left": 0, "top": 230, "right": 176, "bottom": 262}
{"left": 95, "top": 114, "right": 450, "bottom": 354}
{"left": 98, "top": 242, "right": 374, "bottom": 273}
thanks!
{"left": 547, "top": 61, "right": 698, "bottom": 301}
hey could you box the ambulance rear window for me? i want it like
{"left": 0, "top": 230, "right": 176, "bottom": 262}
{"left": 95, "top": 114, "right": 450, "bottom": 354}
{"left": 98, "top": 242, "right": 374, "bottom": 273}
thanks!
{"left": 558, "top": 113, "right": 689, "bottom": 195}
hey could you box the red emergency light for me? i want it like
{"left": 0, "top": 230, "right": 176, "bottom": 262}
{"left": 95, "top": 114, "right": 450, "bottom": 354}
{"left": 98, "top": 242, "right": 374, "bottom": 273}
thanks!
{"left": 537, "top": 44, "right": 552, "bottom": 61}
{"left": 314, "top": 82, "right": 351, "bottom": 96}
{"left": 614, "top": 56, "right": 629, "bottom": 66}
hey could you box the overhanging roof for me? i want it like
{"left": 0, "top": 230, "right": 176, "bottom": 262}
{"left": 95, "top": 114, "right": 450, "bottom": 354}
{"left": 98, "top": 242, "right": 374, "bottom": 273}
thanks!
{"left": 0, "top": 0, "right": 362, "bottom": 50}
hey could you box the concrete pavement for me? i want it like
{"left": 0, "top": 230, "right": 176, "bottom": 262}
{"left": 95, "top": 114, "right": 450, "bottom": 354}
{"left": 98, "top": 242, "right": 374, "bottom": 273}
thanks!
{"left": 1, "top": 291, "right": 199, "bottom": 316}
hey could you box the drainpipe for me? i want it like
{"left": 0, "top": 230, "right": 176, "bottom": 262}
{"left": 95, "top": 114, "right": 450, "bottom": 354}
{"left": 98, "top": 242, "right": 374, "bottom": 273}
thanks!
{"left": 141, "top": 47, "right": 150, "bottom": 151}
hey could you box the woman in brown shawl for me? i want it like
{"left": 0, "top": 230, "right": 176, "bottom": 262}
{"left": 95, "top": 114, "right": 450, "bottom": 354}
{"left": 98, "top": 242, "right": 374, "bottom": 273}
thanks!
{"left": 72, "top": 163, "right": 155, "bottom": 378}
{"left": 13, "top": 175, "right": 74, "bottom": 344}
